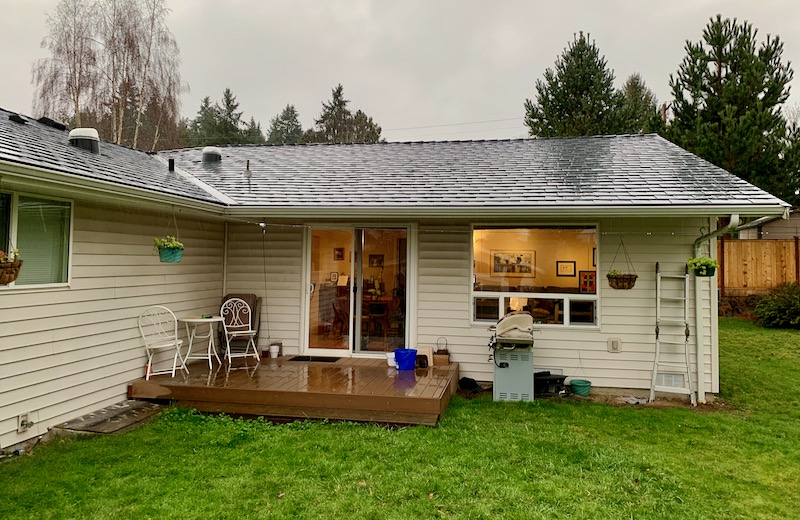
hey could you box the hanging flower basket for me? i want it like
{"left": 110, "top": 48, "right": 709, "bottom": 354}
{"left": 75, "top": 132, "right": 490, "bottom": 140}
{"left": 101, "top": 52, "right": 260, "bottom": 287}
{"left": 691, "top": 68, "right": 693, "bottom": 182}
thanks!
{"left": 606, "top": 237, "right": 637, "bottom": 290}
{"left": 607, "top": 272, "right": 638, "bottom": 290}
{"left": 0, "top": 259, "right": 23, "bottom": 285}
{"left": 687, "top": 257, "right": 718, "bottom": 277}
{"left": 153, "top": 235, "right": 184, "bottom": 264}
{"left": 157, "top": 247, "right": 184, "bottom": 263}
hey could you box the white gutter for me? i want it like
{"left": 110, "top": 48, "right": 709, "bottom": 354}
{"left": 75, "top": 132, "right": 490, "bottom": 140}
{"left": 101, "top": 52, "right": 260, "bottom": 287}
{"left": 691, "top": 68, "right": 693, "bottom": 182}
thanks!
{"left": 693, "top": 214, "right": 740, "bottom": 404}
{"left": 223, "top": 204, "right": 788, "bottom": 220}
{"left": 0, "top": 159, "right": 227, "bottom": 214}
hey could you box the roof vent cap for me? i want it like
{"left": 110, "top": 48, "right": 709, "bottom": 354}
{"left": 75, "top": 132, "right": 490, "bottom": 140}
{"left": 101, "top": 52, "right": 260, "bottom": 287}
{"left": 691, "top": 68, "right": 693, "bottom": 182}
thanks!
{"left": 202, "top": 146, "right": 222, "bottom": 163}
{"left": 68, "top": 128, "right": 100, "bottom": 154}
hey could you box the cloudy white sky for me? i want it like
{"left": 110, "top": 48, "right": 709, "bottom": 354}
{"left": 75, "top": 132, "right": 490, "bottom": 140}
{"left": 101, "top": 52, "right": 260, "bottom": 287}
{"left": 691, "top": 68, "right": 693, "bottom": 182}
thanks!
{"left": 1, "top": 0, "right": 799, "bottom": 142}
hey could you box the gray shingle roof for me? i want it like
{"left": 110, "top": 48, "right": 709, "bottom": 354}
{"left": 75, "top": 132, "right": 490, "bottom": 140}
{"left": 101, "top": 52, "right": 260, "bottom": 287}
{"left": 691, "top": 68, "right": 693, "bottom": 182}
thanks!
{"left": 0, "top": 108, "right": 220, "bottom": 204}
{"left": 162, "top": 135, "right": 789, "bottom": 212}
{"left": 1, "top": 105, "right": 788, "bottom": 216}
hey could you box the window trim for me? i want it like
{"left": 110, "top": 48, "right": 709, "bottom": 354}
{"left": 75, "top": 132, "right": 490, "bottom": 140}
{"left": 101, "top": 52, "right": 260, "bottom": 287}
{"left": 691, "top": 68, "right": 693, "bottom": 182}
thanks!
{"left": 470, "top": 222, "right": 600, "bottom": 328}
{"left": 0, "top": 190, "right": 74, "bottom": 290}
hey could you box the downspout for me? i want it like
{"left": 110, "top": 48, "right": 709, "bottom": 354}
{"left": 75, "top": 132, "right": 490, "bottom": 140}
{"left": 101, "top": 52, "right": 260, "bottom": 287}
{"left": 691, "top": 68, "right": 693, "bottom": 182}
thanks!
{"left": 693, "top": 214, "right": 739, "bottom": 404}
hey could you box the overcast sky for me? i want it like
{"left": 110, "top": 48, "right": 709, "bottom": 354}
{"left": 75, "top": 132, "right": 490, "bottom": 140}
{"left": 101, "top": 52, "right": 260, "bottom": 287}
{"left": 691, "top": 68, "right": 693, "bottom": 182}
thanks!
{"left": 2, "top": 0, "right": 800, "bottom": 142}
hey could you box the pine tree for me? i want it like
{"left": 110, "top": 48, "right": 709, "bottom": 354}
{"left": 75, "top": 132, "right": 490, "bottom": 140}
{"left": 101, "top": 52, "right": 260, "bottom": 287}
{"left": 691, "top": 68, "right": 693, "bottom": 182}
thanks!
{"left": 524, "top": 32, "right": 625, "bottom": 137}
{"left": 667, "top": 15, "right": 796, "bottom": 203}
{"left": 304, "top": 84, "right": 382, "bottom": 144}
{"left": 620, "top": 74, "right": 663, "bottom": 134}
{"left": 266, "top": 104, "right": 303, "bottom": 144}
{"left": 185, "top": 88, "right": 265, "bottom": 146}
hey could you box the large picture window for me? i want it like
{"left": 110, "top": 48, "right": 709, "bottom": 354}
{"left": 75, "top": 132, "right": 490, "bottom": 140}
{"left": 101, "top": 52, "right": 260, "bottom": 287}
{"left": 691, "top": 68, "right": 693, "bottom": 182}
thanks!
{"left": 472, "top": 226, "right": 597, "bottom": 326}
{"left": 1, "top": 193, "right": 72, "bottom": 286}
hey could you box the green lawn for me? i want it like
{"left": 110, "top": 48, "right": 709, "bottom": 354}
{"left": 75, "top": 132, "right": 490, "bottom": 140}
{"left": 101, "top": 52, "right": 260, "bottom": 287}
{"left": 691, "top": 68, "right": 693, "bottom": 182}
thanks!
{"left": 2, "top": 318, "right": 799, "bottom": 519}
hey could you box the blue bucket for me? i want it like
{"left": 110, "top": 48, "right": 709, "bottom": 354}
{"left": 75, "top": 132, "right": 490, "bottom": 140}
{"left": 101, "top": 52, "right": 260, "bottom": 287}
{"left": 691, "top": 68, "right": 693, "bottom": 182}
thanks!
{"left": 394, "top": 348, "right": 417, "bottom": 371}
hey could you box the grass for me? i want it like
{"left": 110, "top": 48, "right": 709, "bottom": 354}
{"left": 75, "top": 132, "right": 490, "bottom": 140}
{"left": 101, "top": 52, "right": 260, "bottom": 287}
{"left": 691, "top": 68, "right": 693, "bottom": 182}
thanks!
{"left": 2, "top": 318, "right": 799, "bottom": 519}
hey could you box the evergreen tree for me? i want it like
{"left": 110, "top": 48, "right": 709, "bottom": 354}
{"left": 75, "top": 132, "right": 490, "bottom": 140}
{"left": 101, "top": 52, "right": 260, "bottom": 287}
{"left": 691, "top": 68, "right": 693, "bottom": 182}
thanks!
{"left": 524, "top": 32, "right": 625, "bottom": 137}
{"left": 304, "top": 84, "right": 382, "bottom": 144}
{"left": 667, "top": 15, "right": 796, "bottom": 203}
{"left": 185, "top": 88, "right": 265, "bottom": 146}
{"left": 266, "top": 104, "right": 303, "bottom": 144}
{"left": 620, "top": 73, "right": 663, "bottom": 134}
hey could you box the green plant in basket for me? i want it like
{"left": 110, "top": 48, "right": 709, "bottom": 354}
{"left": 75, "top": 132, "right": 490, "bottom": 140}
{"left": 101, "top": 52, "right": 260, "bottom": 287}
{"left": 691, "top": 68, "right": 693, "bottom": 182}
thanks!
{"left": 687, "top": 256, "right": 719, "bottom": 276}
{"left": 153, "top": 235, "right": 184, "bottom": 263}
{"left": 153, "top": 235, "right": 184, "bottom": 252}
{"left": 0, "top": 246, "right": 20, "bottom": 263}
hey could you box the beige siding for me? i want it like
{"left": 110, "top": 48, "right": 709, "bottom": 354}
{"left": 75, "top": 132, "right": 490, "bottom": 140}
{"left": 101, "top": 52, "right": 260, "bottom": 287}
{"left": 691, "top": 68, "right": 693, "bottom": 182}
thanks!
{"left": 0, "top": 200, "right": 224, "bottom": 448}
{"left": 224, "top": 223, "right": 304, "bottom": 354}
{"left": 415, "top": 218, "right": 717, "bottom": 394}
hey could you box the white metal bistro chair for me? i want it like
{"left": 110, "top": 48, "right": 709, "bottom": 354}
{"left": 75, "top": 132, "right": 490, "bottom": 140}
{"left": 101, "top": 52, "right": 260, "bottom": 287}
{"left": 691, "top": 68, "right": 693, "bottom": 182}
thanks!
{"left": 138, "top": 305, "right": 187, "bottom": 380}
{"left": 220, "top": 297, "right": 261, "bottom": 362}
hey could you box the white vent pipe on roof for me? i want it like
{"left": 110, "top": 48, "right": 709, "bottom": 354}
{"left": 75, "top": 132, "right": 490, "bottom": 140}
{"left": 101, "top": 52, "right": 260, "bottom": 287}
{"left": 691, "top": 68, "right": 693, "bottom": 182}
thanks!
{"left": 202, "top": 146, "right": 222, "bottom": 163}
{"left": 68, "top": 128, "right": 100, "bottom": 154}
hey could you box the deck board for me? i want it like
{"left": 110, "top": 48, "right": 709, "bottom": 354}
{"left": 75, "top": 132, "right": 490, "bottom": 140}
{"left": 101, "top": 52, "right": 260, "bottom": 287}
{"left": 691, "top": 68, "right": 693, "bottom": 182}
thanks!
{"left": 129, "top": 357, "right": 459, "bottom": 426}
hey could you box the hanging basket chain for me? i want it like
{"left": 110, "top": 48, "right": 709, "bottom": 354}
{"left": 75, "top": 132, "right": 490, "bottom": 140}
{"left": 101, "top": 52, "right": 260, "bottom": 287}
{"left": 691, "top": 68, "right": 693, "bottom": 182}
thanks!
{"left": 609, "top": 236, "right": 636, "bottom": 275}
{"left": 607, "top": 236, "right": 638, "bottom": 289}
{"left": 162, "top": 208, "right": 180, "bottom": 241}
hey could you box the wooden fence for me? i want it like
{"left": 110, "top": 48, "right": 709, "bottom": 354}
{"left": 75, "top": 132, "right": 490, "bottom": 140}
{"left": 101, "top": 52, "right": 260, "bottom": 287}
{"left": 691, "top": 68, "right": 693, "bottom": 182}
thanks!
{"left": 718, "top": 237, "right": 800, "bottom": 296}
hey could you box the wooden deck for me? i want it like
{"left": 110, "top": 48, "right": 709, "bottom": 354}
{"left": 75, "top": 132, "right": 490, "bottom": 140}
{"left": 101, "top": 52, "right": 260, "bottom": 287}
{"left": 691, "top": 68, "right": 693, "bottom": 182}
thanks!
{"left": 128, "top": 357, "right": 460, "bottom": 426}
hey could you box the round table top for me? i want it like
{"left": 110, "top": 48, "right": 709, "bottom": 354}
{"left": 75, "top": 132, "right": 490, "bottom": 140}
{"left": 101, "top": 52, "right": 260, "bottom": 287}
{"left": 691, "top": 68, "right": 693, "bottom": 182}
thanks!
{"left": 179, "top": 315, "right": 224, "bottom": 323}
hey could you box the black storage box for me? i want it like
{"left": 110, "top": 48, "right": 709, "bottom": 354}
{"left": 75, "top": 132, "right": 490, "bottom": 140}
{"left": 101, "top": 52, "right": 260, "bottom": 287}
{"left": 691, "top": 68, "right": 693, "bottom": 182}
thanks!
{"left": 534, "top": 371, "right": 568, "bottom": 396}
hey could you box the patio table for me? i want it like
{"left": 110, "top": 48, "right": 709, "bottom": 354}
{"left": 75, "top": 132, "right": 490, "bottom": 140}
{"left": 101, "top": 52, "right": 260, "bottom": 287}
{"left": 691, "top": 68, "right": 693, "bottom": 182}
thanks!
{"left": 179, "top": 316, "right": 224, "bottom": 369}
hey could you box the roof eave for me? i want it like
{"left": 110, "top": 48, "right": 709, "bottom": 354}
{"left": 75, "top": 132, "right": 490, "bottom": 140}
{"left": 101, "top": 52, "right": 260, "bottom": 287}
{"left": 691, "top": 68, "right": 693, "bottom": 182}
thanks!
{"left": 223, "top": 203, "right": 790, "bottom": 220}
{"left": 0, "top": 159, "right": 227, "bottom": 214}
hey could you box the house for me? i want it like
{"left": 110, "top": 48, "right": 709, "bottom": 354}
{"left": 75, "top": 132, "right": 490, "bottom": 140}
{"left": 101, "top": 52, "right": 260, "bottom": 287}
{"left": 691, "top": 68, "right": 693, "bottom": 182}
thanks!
{"left": 737, "top": 209, "right": 800, "bottom": 239}
{"left": 0, "top": 107, "right": 789, "bottom": 447}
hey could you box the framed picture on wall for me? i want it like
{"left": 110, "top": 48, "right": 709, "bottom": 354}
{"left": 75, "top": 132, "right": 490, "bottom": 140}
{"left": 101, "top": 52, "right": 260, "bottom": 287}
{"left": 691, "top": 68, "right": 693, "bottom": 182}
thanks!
{"left": 579, "top": 271, "right": 596, "bottom": 293}
{"left": 368, "top": 254, "right": 384, "bottom": 268}
{"left": 490, "top": 250, "right": 535, "bottom": 277}
{"left": 556, "top": 260, "right": 576, "bottom": 277}
{"left": 333, "top": 248, "right": 344, "bottom": 261}
{"left": 330, "top": 272, "right": 338, "bottom": 282}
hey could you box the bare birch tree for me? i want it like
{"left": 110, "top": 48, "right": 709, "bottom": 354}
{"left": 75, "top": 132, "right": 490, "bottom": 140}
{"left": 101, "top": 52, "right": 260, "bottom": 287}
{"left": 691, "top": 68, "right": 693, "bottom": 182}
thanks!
{"left": 32, "top": 0, "right": 98, "bottom": 126}
{"left": 31, "top": 0, "right": 186, "bottom": 151}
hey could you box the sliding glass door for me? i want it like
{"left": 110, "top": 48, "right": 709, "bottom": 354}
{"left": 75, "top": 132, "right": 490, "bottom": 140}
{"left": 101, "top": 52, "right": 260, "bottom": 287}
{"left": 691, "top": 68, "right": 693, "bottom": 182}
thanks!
{"left": 307, "top": 227, "right": 407, "bottom": 355}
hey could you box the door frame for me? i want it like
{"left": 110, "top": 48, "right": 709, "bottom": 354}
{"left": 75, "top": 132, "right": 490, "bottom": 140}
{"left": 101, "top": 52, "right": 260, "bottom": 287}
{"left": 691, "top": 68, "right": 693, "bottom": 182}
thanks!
{"left": 301, "top": 223, "right": 417, "bottom": 357}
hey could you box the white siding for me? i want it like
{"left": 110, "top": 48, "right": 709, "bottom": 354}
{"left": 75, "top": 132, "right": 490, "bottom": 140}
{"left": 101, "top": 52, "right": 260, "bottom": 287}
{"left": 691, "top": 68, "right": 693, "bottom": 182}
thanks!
{"left": 415, "top": 218, "right": 717, "bottom": 395}
{"left": 224, "top": 223, "right": 304, "bottom": 354}
{"left": 0, "top": 200, "right": 224, "bottom": 448}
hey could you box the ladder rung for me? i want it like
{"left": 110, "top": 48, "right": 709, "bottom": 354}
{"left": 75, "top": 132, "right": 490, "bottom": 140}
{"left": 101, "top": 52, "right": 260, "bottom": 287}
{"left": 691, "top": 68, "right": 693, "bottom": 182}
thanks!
{"left": 660, "top": 297, "right": 686, "bottom": 302}
{"left": 657, "top": 341, "right": 688, "bottom": 347}
{"left": 657, "top": 319, "right": 687, "bottom": 325}
{"left": 655, "top": 362, "right": 689, "bottom": 369}
{"left": 652, "top": 386, "right": 692, "bottom": 395}
{"left": 660, "top": 274, "right": 687, "bottom": 279}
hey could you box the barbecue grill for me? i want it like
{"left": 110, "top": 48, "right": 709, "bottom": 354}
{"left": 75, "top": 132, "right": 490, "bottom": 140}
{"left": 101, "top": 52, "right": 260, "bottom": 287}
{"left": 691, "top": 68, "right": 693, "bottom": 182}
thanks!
{"left": 489, "top": 311, "right": 535, "bottom": 402}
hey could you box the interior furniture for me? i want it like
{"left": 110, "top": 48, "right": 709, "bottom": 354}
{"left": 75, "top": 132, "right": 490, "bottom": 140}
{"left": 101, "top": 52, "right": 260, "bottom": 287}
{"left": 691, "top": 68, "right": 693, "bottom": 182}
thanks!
{"left": 220, "top": 297, "right": 261, "bottom": 362}
{"left": 138, "top": 305, "right": 187, "bottom": 380}
{"left": 179, "top": 315, "right": 224, "bottom": 369}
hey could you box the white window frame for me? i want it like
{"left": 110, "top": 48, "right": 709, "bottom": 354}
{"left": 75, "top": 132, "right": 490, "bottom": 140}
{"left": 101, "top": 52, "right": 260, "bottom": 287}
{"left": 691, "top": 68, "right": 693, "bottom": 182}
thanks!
{"left": 0, "top": 191, "right": 74, "bottom": 290}
{"left": 470, "top": 223, "right": 599, "bottom": 328}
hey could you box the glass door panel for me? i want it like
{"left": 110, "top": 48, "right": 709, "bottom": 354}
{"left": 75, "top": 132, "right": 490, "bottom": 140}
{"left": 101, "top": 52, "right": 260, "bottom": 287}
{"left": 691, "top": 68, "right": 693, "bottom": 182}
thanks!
{"left": 356, "top": 229, "right": 407, "bottom": 352}
{"left": 308, "top": 229, "right": 353, "bottom": 353}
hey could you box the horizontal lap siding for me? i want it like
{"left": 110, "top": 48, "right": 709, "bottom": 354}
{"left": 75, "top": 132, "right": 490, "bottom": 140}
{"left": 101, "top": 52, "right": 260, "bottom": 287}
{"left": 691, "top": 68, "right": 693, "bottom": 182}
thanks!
{"left": 414, "top": 218, "right": 716, "bottom": 394}
{"left": 0, "top": 201, "right": 224, "bottom": 448}
{"left": 224, "top": 223, "right": 303, "bottom": 354}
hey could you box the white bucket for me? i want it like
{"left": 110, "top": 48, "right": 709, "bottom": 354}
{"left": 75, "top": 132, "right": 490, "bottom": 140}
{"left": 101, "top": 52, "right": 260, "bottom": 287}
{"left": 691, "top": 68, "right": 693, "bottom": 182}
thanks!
{"left": 269, "top": 343, "right": 281, "bottom": 358}
{"left": 386, "top": 352, "right": 396, "bottom": 367}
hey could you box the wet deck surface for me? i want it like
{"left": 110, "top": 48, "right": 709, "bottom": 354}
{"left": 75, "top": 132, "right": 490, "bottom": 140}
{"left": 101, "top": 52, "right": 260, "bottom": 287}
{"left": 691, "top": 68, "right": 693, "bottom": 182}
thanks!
{"left": 129, "top": 357, "right": 459, "bottom": 426}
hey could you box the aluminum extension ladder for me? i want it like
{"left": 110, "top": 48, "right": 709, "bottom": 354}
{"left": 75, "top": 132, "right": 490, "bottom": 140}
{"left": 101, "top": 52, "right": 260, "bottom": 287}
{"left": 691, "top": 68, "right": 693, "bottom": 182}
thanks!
{"left": 650, "top": 263, "right": 697, "bottom": 406}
